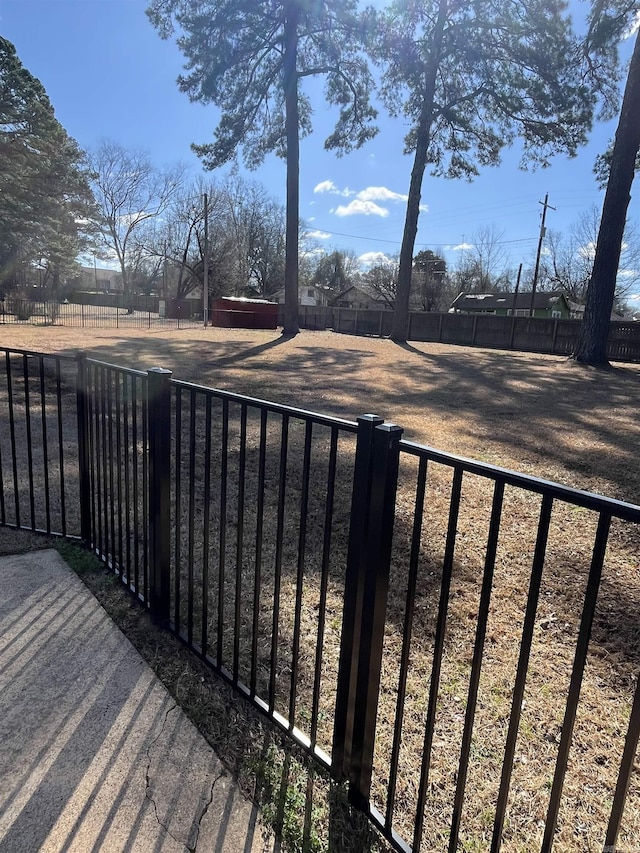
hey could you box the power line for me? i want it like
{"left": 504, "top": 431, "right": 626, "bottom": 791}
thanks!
{"left": 307, "top": 226, "right": 537, "bottom": 249}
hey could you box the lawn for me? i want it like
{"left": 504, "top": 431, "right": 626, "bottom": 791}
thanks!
{"left": 2, "top": 324, "right": 639, "bottom": 852}
{"left": 3, "top": 324, "right": 639, "bottom": 499}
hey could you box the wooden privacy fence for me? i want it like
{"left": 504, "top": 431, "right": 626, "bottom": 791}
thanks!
{"left": 283, "top": 306, "right": 640, "bottom": 363}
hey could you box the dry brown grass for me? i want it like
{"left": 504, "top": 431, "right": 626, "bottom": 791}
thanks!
{"left": 2, "top": 325, "right": 640, "bottom": 852}
{"left": 3, "top": 324, "right": 638, "bottom": 500}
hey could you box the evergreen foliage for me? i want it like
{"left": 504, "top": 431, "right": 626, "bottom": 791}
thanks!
{"left": 146, "top": 0, "right": 377, "bottom": 334}
{"left": 368, "top": 0, "right": 597, "bottom": 341}
{"left": 0, "top": 37, "right": 96, "bottom": 295}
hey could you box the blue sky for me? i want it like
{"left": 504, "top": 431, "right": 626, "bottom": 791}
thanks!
{"left": 1, "top": 0, "right": 638, "bottom": 285}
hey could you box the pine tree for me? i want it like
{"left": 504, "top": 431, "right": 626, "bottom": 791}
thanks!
{"left": 369, "top": 0, "right": 596, "bottom": 342}
{"left": 147, "top": 0, "right": 377, "bottom": 335}
{"left": 573, "top": 23, "right": 640, "bottom": 364}
{"left": 0, "top": 37, "right": 96, "bottom": 294}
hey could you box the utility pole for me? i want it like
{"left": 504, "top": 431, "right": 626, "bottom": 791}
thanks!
{"left": 529, "top": 193, "right": 555, "bottom": 316}
{"left": 514, "top": 263, "right": 522, "bottom": 301}
{"left": 203, "top": 192, "right": 209, "bottom": 329}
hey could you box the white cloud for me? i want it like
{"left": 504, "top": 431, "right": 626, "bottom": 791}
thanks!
{"left": 313, "top": 180, "right": 354, "bottom": 197}
{"left": 628, "top": 293, "right": 640, "bottom": 301}
{"left": 335, "top": 200, "right": 390, "bottom": 218}
{"left": 306, "top": 229, "right": 331, "bottom": 239}
{"left": 314, "top": 180, "right": 338, "bottom": 194}
{"left": 449, "top": 242, "right": 474, "bottom": 251}
{"left": 354, "top": 186, "right": 427, "bottom": 211}
{"left": 578, "top": 241, "right": 596, "bottom": 260}
{"left": 357, "top": 186, "right": 407, "bottom": 203}
{"left": 358, "top": 251, "right": 392, "bottom": 268}
{"left": 315, "top": 181, "right": 426, "bottom": 212}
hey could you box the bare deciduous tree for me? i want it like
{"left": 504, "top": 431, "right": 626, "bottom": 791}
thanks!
{"left": 362, "top": 255, "right": 400, "bottom": 309}
{"left": 89, "top": 140, "right": 185, "bottom": 311}
{"left": 539, "top": 207, "right": 640, "bottom": 308}
{"left": 451, "top": 226, "right": 512, "bottom": 294}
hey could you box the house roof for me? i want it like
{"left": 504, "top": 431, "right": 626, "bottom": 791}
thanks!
{"left": 330, "top": 284, "right": 384, "bottom": 305}
{"left": 450, "top": 290, "right": 568, "bottom": 312}
{"left": 271, "top": 284, "right": 326, "bottom": 298}
{"left": 213, "top": 295, "right": 276, "bottom": 305}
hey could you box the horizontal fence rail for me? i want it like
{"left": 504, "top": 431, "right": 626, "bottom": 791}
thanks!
{"left": 1, "top": 346, "right": 639, "bottom": 851}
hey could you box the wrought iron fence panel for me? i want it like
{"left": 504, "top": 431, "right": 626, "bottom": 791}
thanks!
{"left": 0, "top": 299, "right": 201, "bottom": 329}
{"left": 167, "top": 379, "right": 359, "bottom": 764}
{"left": 0, "top": 347, "right": 78, "bottom": 535}
{"left": 83, "top": 358, "right": 149, "bottom": 600}
{"left": 351, "top": 437, "right": 640, "bottom": 853}
{"left": 2, "top": 345, "right": 640, "bottom": 852}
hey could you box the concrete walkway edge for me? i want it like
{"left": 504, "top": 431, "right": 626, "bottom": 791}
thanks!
{"left": 0, "top": 549, "right": 274, "bottom": 853}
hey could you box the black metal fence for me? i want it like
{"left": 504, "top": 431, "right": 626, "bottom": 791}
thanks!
{"left": 1, "top": 345, "right": 640, "bottom": 851}
{"left": 0, "top": 348, "right": 80, "bottom": 535}
{"left": 0, "top": 298, "right": 201, "bottom": 329}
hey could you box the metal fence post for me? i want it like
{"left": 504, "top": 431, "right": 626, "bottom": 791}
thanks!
{"left": 332, "top": 414, "right": 384, "bottom": 781}
{"left": 147, "top": 367, "right": 172, "bottom": 626}
{"left": 348, "top": 422, "right": 403, "bottom": 811}
{"left": 76, "top": 351, "right": 92, "bottom": 545}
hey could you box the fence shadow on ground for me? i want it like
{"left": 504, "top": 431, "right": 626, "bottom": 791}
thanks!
{"left": 71, "top": 544, "right": 386, "bottom": 852}
{"left": 2, "top": 334, "right": 640, "bottom": 851}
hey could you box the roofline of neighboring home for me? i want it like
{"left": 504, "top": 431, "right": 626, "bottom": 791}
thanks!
{"left": 272, "top": 284, "right": 325, "bottom": 295}
{"left": 450, "top": 290, "right": 569, "bottom": 311}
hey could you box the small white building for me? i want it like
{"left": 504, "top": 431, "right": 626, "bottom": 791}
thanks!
{"left": 78, "top": 265, "right": 124, "bottom": 293}
{"left": 271, "top": 284, "right": 328, "bottom": 307}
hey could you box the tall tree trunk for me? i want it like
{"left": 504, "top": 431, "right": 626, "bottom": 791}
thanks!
{"left": 573, "top": 29, "right": 640, "bottom": 365}
{"left": 391, "top": 0, "right": 448, "bottom": 343}
{"left": 283, "top": 3, "right": 300, "bottom": 336}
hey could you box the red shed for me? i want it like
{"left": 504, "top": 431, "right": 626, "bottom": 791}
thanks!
{"left": 211, "top": 297, "right": 279, "bottom": 330}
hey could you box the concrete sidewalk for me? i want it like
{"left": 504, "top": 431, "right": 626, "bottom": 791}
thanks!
{"left": 0, "top": 549, "right": 274, "bottom": 853}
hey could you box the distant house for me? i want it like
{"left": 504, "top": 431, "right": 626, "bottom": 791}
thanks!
{"left": 330, "top": 285, "right": 387, "bottom": 310}
{"left": 568, "top": 301, "right": 627, "bottom": 321}
{"left": 450, "top": 290, "right": 571, "bottom": 319}
{"left": 271, "top": 284, "right": 328, "bottom": 306}
{"left": 77, "top": 265, "right": 124, "bottom": 293}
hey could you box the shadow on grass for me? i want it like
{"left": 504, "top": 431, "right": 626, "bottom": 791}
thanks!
{"left": 3, "top": 331, "right": 640, "bottom": 848}
{"left": 38, "top": 328, "right": 640, "bottom": 504}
